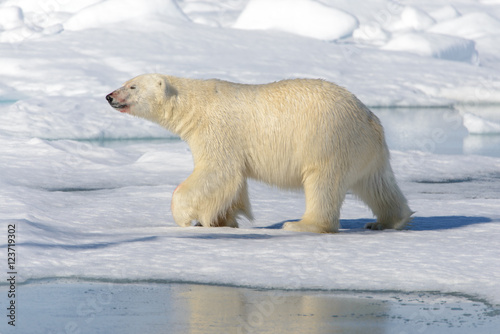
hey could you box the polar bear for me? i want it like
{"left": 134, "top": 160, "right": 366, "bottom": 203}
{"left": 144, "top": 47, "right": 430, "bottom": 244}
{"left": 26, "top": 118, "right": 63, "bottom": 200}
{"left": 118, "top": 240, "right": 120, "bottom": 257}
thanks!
{"left": 106, "top": 74, "right": 412, "bottom": 233}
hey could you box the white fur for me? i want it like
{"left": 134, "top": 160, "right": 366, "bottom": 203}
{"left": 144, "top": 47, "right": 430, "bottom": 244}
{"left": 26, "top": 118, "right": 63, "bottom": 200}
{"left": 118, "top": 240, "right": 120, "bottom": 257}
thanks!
{"left": 107, "top": 74, "right": 413, "bottom": 233}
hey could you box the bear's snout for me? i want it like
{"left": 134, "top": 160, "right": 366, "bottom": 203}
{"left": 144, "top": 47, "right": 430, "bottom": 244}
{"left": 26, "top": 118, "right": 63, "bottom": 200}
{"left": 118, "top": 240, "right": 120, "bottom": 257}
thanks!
{"left": 106, "top": 91, "right": 129, "bottom": 113}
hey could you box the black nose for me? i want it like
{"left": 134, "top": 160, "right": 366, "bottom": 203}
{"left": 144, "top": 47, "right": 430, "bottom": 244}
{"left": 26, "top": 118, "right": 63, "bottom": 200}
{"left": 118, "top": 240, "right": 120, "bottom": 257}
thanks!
{"left": 106, "top": 94, "right": 113, "bottom": 104}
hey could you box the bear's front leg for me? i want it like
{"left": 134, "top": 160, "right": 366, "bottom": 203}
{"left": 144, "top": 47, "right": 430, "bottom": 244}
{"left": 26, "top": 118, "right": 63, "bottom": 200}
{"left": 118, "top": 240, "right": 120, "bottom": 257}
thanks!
{"left": 170, "top": 168, "right": 245, "bottom": 228}
{"left": 210, "top": 180, "right": 253, "bottom": 228}
{"left": 171, "top": 183, "right": 196, "bottom": 227}
{"left": 211, "top": 213, "right": 238, "bottom": 228}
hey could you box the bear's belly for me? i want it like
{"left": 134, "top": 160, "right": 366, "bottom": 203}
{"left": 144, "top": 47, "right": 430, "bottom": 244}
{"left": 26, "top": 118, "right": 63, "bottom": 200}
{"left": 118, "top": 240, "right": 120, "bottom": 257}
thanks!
{"left": 245, "top": 156, "right": 304, "bottom": 189}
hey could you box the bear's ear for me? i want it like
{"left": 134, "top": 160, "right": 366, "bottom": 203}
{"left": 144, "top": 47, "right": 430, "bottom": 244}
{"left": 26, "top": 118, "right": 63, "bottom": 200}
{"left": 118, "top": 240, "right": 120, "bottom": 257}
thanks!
{"left": 159, "top": 77, "right": 178, "bottom": 98}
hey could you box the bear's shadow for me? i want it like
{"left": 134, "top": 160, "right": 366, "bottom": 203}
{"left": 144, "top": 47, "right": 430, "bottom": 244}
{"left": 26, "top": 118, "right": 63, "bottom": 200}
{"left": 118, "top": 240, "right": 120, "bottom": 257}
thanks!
{"left": 261, "top": 216, "right": 492, "bottom": 231}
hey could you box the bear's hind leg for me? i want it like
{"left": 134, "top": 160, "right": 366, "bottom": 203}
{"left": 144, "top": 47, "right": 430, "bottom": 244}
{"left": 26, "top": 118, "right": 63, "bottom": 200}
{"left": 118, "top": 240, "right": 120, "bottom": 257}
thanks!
{"left": 351, "top": 162, "right": 413, "bottom": 230}
{"left": 283, "top": 169, "right": 345, "bottom": 233}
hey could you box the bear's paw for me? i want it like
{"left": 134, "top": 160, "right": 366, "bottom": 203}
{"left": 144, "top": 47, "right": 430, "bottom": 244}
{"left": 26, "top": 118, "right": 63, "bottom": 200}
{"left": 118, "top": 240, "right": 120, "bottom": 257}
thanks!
{"left": 283, "top": 220, "right": 334, "bottom": 233}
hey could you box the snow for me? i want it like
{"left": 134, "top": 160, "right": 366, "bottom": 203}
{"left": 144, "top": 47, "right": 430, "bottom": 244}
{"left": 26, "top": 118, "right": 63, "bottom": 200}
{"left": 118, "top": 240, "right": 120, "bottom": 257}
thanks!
{"left": 0, "top": 0, "right": 500, "bottom": 331}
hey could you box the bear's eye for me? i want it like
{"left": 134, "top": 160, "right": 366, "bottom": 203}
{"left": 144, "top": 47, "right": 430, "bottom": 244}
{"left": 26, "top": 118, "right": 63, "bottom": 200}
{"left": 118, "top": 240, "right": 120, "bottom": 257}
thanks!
{"left": 130, "top": 85, "right": 136, "bottom": 90}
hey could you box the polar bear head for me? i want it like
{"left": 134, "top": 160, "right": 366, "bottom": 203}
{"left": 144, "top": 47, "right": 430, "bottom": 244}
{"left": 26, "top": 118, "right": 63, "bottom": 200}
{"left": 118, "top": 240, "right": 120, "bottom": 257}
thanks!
{"left": 106, "top": 73, "right": 177, "bottom": 122}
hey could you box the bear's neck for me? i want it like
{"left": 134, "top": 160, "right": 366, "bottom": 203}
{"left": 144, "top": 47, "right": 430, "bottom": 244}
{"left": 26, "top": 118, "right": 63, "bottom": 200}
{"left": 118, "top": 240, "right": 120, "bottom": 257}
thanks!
{"left": 160, "top": 76, "right": 213, "bottom": 142}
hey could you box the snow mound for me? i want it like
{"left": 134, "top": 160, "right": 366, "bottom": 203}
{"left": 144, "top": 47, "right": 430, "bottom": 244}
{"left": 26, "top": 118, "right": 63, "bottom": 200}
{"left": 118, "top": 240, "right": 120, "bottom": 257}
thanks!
{"left": 179, "top": 0, "right": 246, "bottom": 27}
{"left": 64, "top": 0, "right": 188, "bottom": 31}
{"left": 0, "top": 6, "right": 24, "bottom": 30}
{"left": 428, "top": 12, "right": 500, "bottom": 39}
{"left": 233, "top": 0, "right": 358, "bottom": 40}
{"left": 0, "top": 5, "right": 63, "bottom": 43}
{"left": 463, "top": 113, "right": 500, "bottom": 134}
{"left": 429, "top": 5, "right": 461, "bottom": 23}
{"left": 376, "top": 5, "right": 480, "bottom": 63}
{"left": 352, "top": 23, "right": 390, "bottom": 46}
{"left": 382, "top": 32, "right": 477, "bottom": 63}
{"left": 387, "top": 6, "right": 435, "bottom": 32}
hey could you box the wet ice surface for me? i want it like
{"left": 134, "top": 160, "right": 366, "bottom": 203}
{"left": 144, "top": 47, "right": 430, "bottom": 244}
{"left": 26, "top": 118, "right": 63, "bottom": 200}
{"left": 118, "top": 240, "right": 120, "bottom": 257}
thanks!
{"left": 6, "top": 280, "right": 499, "bottom": 334}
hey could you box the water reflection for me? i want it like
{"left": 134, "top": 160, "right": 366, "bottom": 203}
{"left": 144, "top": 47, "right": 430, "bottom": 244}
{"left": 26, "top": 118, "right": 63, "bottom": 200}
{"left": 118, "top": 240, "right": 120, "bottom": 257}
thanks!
{"left": 179, "top": 285, "right": 388, "bottom": 334}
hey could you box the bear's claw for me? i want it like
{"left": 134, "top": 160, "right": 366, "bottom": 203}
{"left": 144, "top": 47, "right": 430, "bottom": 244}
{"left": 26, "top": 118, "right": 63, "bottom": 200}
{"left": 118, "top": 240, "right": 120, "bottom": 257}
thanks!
{"left": 365, "top": 222, "right": 386, "bottom": 230}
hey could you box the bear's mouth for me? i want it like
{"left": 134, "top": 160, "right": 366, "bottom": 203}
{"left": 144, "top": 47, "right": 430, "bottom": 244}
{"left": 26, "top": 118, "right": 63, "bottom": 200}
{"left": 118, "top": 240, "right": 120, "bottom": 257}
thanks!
{"left": 108, "top": 101, "right": 129, "bottom": 113}
{"left": 110, "top": 103, "right": 128, "bottom": 111}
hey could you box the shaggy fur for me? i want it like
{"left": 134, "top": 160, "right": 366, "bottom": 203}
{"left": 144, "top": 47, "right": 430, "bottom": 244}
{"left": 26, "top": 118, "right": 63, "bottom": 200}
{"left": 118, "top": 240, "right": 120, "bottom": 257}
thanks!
{"left": 106, "top": 74, "right": 413, "bottom": 233}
